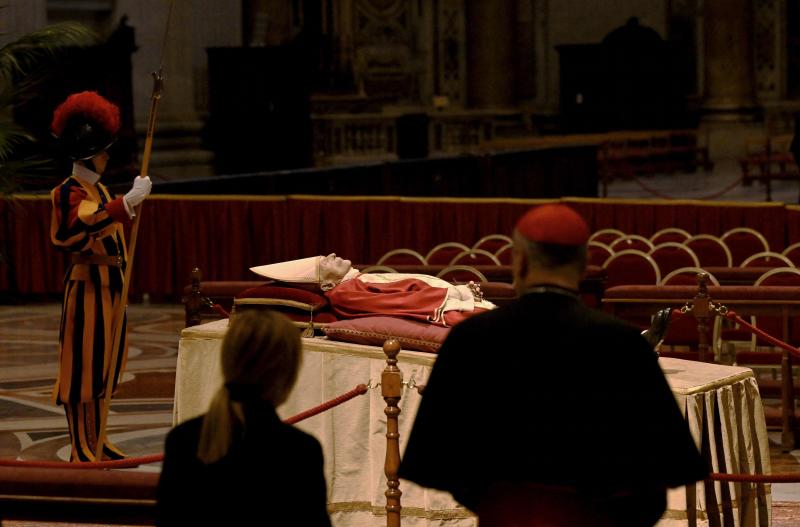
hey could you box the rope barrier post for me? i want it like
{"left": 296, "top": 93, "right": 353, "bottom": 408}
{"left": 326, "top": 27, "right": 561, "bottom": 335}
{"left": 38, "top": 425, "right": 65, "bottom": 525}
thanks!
{"left": 780, "top": 304, "right": 796, "bottom": 449}
{"left": 95, "top": 0, "right": 175, "bottom": 462}
{"left": 382, "top": 339, "right": 403, "bottom": 527}
{"left": 694, "top": 272, "right": 711, "bottom": 362}
{"left": 183, "top": 267, "right": 203, "bottom": 327}
{"left": 782, "top": 304, "right": 795, "bottom": 449}
{"left": 781, "top": 347, "right": 795, "bottom": 450}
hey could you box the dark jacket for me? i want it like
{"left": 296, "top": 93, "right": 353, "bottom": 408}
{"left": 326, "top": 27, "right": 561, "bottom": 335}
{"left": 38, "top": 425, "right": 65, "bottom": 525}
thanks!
{"left": 399, "top": 287, "right": 708, "bottom": 522}
{"left": 157, "top": 402, "right": 331, "bottom": 527}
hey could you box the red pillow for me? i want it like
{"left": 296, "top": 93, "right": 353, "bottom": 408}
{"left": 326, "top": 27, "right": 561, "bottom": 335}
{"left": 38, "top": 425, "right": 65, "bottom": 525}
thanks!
{"left": 236, "top": 285, "right": 329, "bottom": 311}
{"left": 322, "top": 316, "right": 449, "bottom": 354}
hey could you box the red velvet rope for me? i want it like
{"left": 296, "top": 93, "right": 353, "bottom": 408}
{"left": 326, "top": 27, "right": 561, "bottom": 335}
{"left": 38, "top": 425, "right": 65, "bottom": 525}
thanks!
{"left": 211, "top": 303, "right": 230, "bottom": 318}
{"left": 632, "top": 175, "right": 743, "bottom": 201}
{"left": 284, "top": 384, "right": 369, "bottom": 425}
{"left": 724, "top": 311, "right": 800, "bottom": 360}
{"left": 0, "top": 384, "right": 368, "bottom": 469}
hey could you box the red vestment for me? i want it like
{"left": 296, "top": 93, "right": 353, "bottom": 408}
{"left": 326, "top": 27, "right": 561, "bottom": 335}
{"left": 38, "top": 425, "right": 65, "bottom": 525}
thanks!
{"left": 325, "top": 277, "right": 484, "bottom": 327}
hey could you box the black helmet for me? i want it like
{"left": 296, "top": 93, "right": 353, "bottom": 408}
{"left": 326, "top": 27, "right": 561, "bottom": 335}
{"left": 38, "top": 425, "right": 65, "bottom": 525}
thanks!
{"left": 51, "top": 91, "right": 120, "bottom": 160}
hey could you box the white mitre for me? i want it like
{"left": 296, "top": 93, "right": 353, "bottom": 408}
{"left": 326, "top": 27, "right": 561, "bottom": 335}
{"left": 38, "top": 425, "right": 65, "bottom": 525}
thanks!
{"left": 250, "top": 256, "right": 360, "bottom": 288}
{"left": 250, "top": 256, "right": 321, "bottom": 283}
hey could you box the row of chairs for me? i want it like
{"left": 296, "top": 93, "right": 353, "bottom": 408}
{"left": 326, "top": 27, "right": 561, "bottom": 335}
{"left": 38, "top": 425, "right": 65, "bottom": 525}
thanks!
{"left": 361, "top": 263, "right": 495, "bottom": 285}
{"left": 590, "top": 226, "right": 800, "bottom": 269}
{"left": 376, "top": 235, "right": 513, "bottom": 267}
{"left": 599, "top": 246, "right": 798, "bottom": 289}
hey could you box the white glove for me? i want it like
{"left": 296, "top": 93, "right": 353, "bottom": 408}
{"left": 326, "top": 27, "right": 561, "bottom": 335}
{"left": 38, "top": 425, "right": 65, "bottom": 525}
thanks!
{"left": 124, "top": 175, "right": 152, "bottom": 210}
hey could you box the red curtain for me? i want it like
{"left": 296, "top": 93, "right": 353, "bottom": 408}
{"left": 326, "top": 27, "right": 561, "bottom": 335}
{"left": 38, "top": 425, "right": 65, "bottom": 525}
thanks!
{"left": 2, "top": 195, "right": 795, "bottom": 298}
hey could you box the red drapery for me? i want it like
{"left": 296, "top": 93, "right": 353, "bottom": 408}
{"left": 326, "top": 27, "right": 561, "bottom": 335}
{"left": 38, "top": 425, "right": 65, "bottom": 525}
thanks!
{"left": 0, "top": 195, "right": 793, "bottom": 299}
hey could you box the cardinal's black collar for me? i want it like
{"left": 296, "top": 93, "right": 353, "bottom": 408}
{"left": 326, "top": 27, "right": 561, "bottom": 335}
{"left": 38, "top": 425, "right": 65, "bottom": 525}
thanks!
{"left": 521, "top": 284, "right": 580, "bottom": 298}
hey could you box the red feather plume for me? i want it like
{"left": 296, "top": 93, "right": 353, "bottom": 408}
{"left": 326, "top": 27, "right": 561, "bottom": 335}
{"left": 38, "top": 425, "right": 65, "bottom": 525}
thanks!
{"left": 51, "top": 91, "right": 121, "bottom": 137}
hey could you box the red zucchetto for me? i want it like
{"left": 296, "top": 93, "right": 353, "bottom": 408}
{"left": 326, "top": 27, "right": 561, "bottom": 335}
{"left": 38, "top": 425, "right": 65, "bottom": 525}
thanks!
{"left": 514, "top": 204, "right": 590, "bottom": 246}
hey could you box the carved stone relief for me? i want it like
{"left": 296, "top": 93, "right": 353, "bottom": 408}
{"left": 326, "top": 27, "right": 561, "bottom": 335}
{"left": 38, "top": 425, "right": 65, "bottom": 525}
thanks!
{"left": 352, "top": 0, "right": 421, "bottom": 100}
{"left": 436, "top": 0, "right": 466, "bottom": 107}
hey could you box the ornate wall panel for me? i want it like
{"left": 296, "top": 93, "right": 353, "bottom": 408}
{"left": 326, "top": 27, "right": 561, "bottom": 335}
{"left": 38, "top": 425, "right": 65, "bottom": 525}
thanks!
{"left": 435, "top": 0, "right": 466, "bottom": 106}
{"left": 352, "top": 0, "right": 422, "bottom": 100}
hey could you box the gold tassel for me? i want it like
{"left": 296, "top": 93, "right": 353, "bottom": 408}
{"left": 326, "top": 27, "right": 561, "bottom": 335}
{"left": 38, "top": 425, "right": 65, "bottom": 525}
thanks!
{"left": 301, "top": 311, "right": 314, "bottom": 338}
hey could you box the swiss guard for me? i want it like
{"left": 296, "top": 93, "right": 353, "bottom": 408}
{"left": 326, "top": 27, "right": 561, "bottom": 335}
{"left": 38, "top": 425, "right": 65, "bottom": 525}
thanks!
{"left": 49, "top": 91, "right": 152, "bottom": 461}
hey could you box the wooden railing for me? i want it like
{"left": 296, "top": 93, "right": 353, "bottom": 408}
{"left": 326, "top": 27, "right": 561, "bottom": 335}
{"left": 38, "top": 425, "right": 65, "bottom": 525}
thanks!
{"left": 596, "top": 129, "right": 712, "bottom": 196}
{"left": 740, "top": 134, "right": 800, "bottom": 201}
{"left": 0, "top": 466, "right": 157, "bottom": 525}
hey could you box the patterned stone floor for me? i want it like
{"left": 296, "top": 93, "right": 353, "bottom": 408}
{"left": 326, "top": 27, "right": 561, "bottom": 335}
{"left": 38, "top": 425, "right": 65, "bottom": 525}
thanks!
{"left": 1, "top": 301, "right": 800, "bottom": 526}
{"left": 0, "top": 302, "right": 183, "bottom": 472}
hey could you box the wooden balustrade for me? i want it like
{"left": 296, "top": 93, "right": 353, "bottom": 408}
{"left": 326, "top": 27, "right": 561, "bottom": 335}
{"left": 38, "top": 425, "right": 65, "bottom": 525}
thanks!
{"left": 382, "top": 339, "right": 404, "bottom": 527}
{"left": 312, "top": 111, "right": 503, "bottom": 163}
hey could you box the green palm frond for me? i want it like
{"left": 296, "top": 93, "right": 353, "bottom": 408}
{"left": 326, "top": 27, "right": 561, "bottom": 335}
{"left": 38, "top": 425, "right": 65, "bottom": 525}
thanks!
{"left": 0, "top": 157, "right": 55, "bottom": 194}
{"left": 0, "top": 118, "right": 33, "bottom": 159}
{"left": 0, "top": 22, "right": 98, "bottom": 195}
{"left": 0, "top": 22, "right": 98, "bottom": 86}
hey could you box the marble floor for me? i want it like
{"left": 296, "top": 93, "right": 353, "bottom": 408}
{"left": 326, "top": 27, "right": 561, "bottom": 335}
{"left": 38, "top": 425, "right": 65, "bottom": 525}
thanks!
{"left": 604, "top": 157, "right": 800, "bottom": 204}
{"left": 0, "top": 303, "right": 183, "bottom": 473}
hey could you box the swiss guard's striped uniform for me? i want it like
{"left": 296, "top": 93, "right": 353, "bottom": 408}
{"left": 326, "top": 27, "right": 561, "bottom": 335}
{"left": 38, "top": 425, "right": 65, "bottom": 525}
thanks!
{"left": 51, "top": 163, "right": 130, "bottom": 462}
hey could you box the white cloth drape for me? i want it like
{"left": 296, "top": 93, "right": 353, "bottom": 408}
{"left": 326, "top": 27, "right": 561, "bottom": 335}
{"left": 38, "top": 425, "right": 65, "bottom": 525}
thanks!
{"left": 176, "top": 320, "right": 771, "bottom": 527}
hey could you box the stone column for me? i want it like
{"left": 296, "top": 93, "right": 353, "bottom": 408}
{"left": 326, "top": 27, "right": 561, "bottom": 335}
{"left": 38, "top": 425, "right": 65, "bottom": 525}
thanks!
{"left": 110, "top": 0, "right": 241, "bottom": 180}
{"left": 464, "top": 0, "right": 515, "bottom": 108}
{"left": 514, "top": 0, "right": 536, "bottom": 106}
{"left": 111, "top": 0, "right": 198, "bottom": 129}
{"left": 703, "top": 0, "right": 757, "bottom": 118}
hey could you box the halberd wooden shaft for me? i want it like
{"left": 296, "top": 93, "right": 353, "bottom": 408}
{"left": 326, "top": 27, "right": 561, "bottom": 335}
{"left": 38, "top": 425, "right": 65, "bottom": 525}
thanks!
{"left": 94, "top": 0, "right": 174, "bottom": 461}
{"left": 94, "top": 69, "right": 163, "bottom": 462}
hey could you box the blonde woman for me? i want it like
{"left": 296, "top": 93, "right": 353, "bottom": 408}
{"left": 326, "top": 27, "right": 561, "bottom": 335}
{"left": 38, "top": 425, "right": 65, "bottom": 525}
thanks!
{"left": 157, "top": 311, "right": 331, "bottom": 526}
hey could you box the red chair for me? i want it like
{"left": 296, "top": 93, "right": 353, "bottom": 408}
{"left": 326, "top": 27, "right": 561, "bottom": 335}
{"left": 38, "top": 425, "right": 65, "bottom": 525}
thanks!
{"left": 425, "top": 242, "right": 470, "bottom": 265}
{"left": 449, "top": 249, "right": 501, "bottom": 266}
{"left": 736, "top": 267, "right": 800, "bottom": 437}
{"left": 649, "top": 227, "right": 691, "bottom": 245}
{"left": 436, "top": 265, "right": 487, "bottom": 283}
{"left": 602, "top": 250, "right": 661, "bottom": 289}
{"left": 377, "top": 248, "right": 427, "bottom": 266}
{"left": 781, "top": 242, "right": 800, "bottom": 267}
{"left": 609, "top": 234, "right": 655, "bottom": 253}
{"left": 684, "top": 234, "right": 733, "bottom": 267}
{"left": 720, "top": 227, "right": 770, "bottom": 266}
{"left": 472, "top": 234, "right": 513, "bottom": 254}
{"left": 748, "top": 268, "right": 800, "bottom": 348}
{"left": 660, "top": 267, "right": 720, "bottom": 287}
{"left": 588, "top": 228, "right": 625, "bottom": 246}
{"left": 495, "top": 243, "right": 513, "bottom": 265}
{"left": 741, "top": 251, "right": 794, "bottom": 269}
{"left": 648, "top": 243, "right": 700, "bottom": 277}
{"left": 360, "top": 265, "right": 397, "bottom": 274}
{"left": 587, "top": 241, "right": 614, "bottom": 268}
